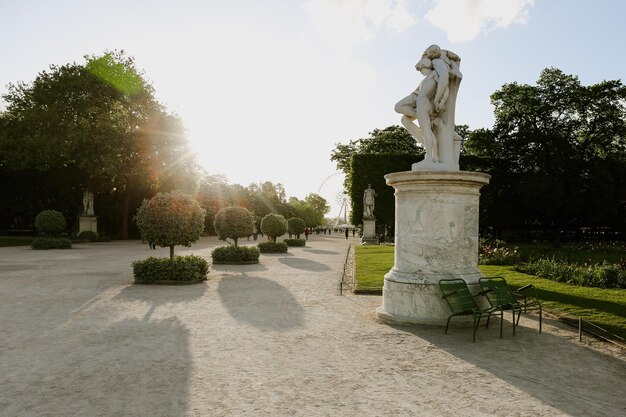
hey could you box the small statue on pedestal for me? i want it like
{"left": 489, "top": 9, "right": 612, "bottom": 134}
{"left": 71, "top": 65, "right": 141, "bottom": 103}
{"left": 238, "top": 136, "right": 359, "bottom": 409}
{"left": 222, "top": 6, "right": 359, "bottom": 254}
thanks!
{"left": 363, "top": 184, "right": 377, "bottom": 219}
{"left": 82, "top": 190, "right": 95, "bottom": 216}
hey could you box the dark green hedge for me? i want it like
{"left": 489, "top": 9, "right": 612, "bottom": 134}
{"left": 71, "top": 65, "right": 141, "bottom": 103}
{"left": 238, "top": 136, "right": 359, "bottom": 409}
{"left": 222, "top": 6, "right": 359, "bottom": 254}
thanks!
{"left": 350, "top": 153, "right": 420, "bottom": 227}
{"left": 132, "top": 255, "right": 209, "bottom": 284}
{"left": 350, "top": 153, "right": 491, "bottom": 228}
{"left": 284, "top": 238, "right": 306, "bottom": 247}
{"left": 211, "top": 245, "right": 260, "bottom": 264}
{"left": 31, "top": 237, "right": 72, "bottom": 249}
{"left": 258, "top": 241, "right": 288, "bottom": 253}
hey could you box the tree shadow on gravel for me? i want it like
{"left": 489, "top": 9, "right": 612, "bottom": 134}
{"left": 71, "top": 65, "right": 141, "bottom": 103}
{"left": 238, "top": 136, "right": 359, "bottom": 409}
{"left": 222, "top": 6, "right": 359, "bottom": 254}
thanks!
{"left": 217, "top": 275, "right": 304, "bottom": 331}
{"left": 387, "top": 320, "right": 626, "bottom": 417}
{"left": 260, "top": 252, "right": 295, "bottom": 257}
{"left": 302, "top": 248, "right": 339, "bottom": 255}
{"left": 1, "top": 317, "right": 191, "bottom": 417}
{"left": 278, "top": 257, "right": 332, "bottom": 272}
{"left": 114, "top": 283, "right": 208, "bottom": 320}
{"left": 210, "top": 263, "right": 268, "bottom": 273}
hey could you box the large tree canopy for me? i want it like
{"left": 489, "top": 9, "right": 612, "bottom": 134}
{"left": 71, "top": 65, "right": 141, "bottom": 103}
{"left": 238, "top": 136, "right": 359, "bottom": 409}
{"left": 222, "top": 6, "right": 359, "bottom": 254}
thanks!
{"left": 465, "top": 68, "right": 626, "bottom": 242}
{"left": 288, "top": 193, "right": 329, "bottom": 227}
{"left": 0, "top": 51, "right": 196, "bottom": 237}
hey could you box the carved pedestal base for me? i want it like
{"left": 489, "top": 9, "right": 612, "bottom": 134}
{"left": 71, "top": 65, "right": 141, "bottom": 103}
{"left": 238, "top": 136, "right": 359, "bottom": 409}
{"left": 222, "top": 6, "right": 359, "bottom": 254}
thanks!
{"left": 361, "top": 218, "right": 377, "bottom": 245}
{"left": 78, "top": 216, "right": 98, "bottom": 235}
{"left": 376, "top": 170, "right": 490, "bottom": 326}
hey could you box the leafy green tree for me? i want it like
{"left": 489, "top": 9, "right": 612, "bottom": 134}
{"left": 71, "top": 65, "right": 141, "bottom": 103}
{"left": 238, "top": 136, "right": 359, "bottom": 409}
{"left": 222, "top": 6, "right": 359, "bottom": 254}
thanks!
{"left": 287, "top": 217, "right": 306, "bottom": 239}
{"left": 287, "top": 194, "right": 329, "bottom": 227}
{"left": 465, "top": 68, "right": 626, "bottom": 243}
{"left": 0, "top": 51, "right": 195, "bottom": 238}
{"left": 135, "top": 191, "right": 206, "bottom": 260}
{"left": 260, "top": 213, "right": 287, "bottom": 242}
{"left": 247, "top": 181, "right": 288, "bottom": 230}
{"left": 288, "top": 198, "right": 318, "bottom": 228}
{"left": 197, "top": 174, "right": 252, "bottom": 235}
{"left": 213, "top": 206, "right": 255, "bottom": 247}
{"left": 305, "top": 194, "right": 330, "bottom": 219}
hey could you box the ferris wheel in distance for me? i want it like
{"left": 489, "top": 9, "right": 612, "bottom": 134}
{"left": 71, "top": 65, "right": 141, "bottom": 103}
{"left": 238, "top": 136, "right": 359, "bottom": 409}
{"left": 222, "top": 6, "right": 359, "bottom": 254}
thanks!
{"left": 317, "top": 172, "right": 351, "bottom": 227}
{"left": 334, "top": 192, "right": 351, "bottom": 227}
{"left": 317, "top": 171, "right": 343, "bottom": 195}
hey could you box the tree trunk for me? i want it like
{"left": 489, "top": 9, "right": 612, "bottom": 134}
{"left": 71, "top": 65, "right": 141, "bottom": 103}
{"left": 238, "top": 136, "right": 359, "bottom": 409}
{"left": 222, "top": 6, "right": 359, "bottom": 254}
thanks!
{"left": 169, "top": 245, "right": 174, "bottom": 261}
{"left": 120, "top": 192, "right": 130, "bottom": 240}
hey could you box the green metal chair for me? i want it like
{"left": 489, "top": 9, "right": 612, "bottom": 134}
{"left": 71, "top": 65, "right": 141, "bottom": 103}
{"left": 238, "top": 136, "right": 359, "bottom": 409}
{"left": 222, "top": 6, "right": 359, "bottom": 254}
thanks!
{"left": 439, "top": 278, "right": 504, "bottom": 342}
{"left": 513, "top": 282, "right": 543, "bottom": 333}
{"left": 479, "top": 276, "right": 542, "bottom": 333}
{"left": 478, "top": 277, "right": 520, "bottom": 335}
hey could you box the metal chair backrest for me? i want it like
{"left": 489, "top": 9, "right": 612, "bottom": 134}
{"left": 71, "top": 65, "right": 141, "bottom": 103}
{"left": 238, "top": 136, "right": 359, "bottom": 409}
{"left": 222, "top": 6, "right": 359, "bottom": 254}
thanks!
{"left": 439, "top": 278, "right": 479, "bottom": 313}
{"left": 479, "top": 276, "right": 518, "bottom": 307}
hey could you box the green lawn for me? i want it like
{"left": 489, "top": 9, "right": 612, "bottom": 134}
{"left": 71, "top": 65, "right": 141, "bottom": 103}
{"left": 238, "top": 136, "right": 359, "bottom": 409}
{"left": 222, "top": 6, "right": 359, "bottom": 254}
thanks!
{"left": 354, "top": 245, "right": 626, "bottom": 339}
{"left": 354, "top": 245, "right": 394, "bottom": 293}
{"left": 0, "top": 236, "right": 33, "bottom": 247}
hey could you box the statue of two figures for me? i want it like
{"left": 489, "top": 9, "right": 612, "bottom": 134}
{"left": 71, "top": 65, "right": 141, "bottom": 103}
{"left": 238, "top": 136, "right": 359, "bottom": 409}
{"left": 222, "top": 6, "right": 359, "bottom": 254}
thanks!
{"left": 82, "top": 190, "right": 95, "bottom": 216}
{"left": 395, "top": 44, "right": 463, "bottom": 171}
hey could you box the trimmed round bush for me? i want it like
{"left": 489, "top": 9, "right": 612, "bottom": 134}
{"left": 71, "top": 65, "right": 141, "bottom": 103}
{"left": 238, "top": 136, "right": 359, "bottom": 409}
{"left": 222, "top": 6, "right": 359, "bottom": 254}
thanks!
{"left": 135, "top": 191, "right": 206, "bottom": 260}
{"left": 77, "top": 230, "right": 98, "bottom": 241}
{"left": 132, "top": 255, "right": 209, "bottom": 284}
{"left": 31, "top": 237, "right": 72, "bottom": 249}
{"left": 213, "top": 206, "right": 255, "bottom": 247}
{"left": 258, "top": 241, "right": 288, "bottom": 253}
{"left": 287, "top": 217, "right": 306, "bottom": 239}
{"left": 211, "top": 245, "right": 260, "bottom": 264}
{"left": 260, "top": 213, "right": 287, "bottom": 242}
{"left": 284, "top": 238, "right": 306, "bottom": 247}
{"left": 35, "top": 210, "right": 67, "bottom": 235}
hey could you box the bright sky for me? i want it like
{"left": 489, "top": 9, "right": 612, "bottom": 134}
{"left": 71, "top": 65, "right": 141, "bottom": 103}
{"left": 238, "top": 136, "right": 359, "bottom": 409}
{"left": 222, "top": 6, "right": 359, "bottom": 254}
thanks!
{"left": 1, "top": 0, "right": 625, "bottom": 216}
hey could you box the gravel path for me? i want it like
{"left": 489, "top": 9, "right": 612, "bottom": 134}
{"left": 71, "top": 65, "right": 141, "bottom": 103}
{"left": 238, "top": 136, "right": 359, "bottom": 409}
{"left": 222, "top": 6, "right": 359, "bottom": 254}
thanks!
{"left": 1, "top": 235, "right": 624, "bottom": 416}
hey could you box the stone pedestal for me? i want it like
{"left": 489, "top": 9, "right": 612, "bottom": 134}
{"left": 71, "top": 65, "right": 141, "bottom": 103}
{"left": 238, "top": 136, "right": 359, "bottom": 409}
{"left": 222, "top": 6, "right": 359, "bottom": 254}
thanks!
{"left": 361, "top": 218, "right": 378, "bottom": 245}
{"left": 78, "top": 216, "right": 98, "bottom": 235}
{"left": 376, "top": 170, "right": 490, "bottom": 326}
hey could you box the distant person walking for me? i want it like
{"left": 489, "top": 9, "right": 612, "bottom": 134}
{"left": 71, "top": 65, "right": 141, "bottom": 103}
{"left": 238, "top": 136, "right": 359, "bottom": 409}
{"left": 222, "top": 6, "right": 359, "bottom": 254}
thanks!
{"left": 344, "top": 228, "right": 349, "bottom": 240}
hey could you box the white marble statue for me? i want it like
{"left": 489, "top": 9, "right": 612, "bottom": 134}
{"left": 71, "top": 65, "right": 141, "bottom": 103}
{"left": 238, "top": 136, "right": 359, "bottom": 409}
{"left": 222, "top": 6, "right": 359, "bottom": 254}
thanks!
{"left": 82, "top": 190, "right": 95, "bottom": 215}
{"left": 394, "top": 45, "right": 463, "bottom": 171}
{"left": 363, "top": 184, "right": 377, "bottom": 218}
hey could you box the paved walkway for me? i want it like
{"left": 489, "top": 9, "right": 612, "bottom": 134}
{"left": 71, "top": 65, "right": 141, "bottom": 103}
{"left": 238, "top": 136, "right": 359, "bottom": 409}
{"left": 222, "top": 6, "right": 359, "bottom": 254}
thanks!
{"left": 1, "top": 235, "right": 625, "bottom": 416}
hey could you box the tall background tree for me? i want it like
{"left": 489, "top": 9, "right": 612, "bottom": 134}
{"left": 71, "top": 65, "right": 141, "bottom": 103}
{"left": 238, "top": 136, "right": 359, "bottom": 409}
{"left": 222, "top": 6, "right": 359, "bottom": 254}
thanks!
{"left": 288, "top": 194, "right": 329, "bottom": 227}
{"left": 195, "top": 174, "right": 329, "bottom": 235}
{"left": 0, "top": 51, "right": 196, "bottom": 238}
{"left": 330, "top": 68, "right": 626, "bottom": 244}
{"left": 465, "top": 68, "right": 626, "bottom": 243}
